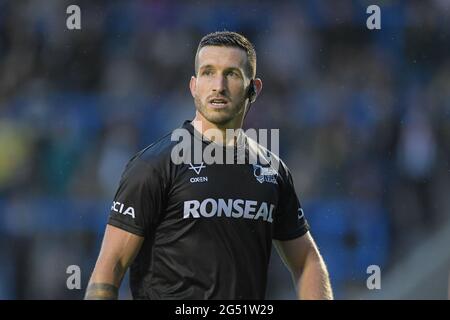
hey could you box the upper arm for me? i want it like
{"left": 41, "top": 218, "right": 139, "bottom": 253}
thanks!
{"left": 91, "top": 224, "right": 144, "bottom": 286}
{"left": 272, "top": 162, "right": 310, "bottom": 241}
{"left": 273, "top": 231, "right": 318, "bottom": 279}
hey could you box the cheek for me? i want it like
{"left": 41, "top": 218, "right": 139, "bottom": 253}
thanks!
{"left": 229, "top": 81, "right": 246, "bottom": 96}
{"left": 195, "top": 81, "right": 209, "bottom": 98}
{"left": 233, "top": 87, "right": 247, "bottom": 101}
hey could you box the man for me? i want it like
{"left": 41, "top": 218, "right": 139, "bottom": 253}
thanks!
{"left": 85, "top": 31, "right": 333, "bottom": 300}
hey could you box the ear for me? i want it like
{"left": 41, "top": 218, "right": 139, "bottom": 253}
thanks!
{"left": 253, "top": 78, "right": 263, "bottom": 100}
{"left": 189, "top": 76, "right": 197, "bottom": 98}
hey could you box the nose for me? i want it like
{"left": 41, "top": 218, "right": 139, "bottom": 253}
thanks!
{"left": 211, "top": 75, "right": 226, "bottom": 94}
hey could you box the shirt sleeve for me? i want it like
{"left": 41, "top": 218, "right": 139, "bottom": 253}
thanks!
{"left": 107, "top": 157, "right": 166, "bottom": 237}
{"left": 272, "top": 163, "right": 310, "bottom": 241}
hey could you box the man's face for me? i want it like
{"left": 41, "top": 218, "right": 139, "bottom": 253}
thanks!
{"left": 190, "top": 46, "right": 251, "bottom": 127}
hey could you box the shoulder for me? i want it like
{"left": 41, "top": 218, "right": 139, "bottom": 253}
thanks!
{"left": 123, "top": 129, "right": 180, "bottom": 179}
{"left": 136, "top": 131, "right": 178, "bottom": 164}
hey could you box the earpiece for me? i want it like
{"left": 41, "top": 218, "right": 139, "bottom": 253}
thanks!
{"left": 244, "top": 79, "right": 256, "bottom": 120}
{"left": 248, "top": 79, "right": 256, "bottom": 103}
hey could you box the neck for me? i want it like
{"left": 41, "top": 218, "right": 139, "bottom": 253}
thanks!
{"left": 192, "top": 111, "right": 244, "bottom": 146}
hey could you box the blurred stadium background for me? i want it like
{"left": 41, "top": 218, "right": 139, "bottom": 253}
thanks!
{"left": 0, "top": 0, "right": 449, "bottom": 299}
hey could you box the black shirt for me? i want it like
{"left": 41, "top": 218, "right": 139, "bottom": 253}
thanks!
{"left": 107, "top": 120, "right": 310, "bottom": 299}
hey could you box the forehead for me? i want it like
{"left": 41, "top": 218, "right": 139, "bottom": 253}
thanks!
{"left": 197, "top": 45, "right": 247, "bottom": 70}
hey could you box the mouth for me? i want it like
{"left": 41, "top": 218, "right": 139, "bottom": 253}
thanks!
{"left": 208, "top": 97, "right": 229, "bottom": 109}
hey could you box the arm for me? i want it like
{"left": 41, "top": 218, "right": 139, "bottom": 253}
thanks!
{"left": 85, "top": 224, "right": 144, "bottom": 299}
{"left": 273, "top": 231, "right": 333, "bottom": 300}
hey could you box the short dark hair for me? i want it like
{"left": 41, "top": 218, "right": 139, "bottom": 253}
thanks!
{"left": 195, "top": 31, "right": 257, "bottom": 78}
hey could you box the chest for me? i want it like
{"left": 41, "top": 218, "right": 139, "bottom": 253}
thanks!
{"left": 169, "top": 163, "right": 280, "bottom": 208}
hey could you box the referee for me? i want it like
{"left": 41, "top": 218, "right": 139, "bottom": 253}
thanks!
{"left": 85, "top": 31, "right": 333, "bottom": 300}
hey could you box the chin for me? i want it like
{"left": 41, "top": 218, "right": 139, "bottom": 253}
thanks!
{"left": 198, "top": 107, "right": 231, "bottom": 124}
{"left": 204, "top": 114, "right": 234, "bottom": 126}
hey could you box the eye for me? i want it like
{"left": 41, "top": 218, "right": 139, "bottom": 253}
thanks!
{"left": 201, "top": 69, "right": 213, "bottom": 76}
{"left": 227, "top": 71, "right": 239, "bottom": 78}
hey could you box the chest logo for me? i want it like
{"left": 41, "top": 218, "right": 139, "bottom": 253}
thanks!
{"left": 252, "top": 164, "right": 278, "bottom": 185}
{"left": 188, "top": 162, "right": 206, "bottom": 175}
